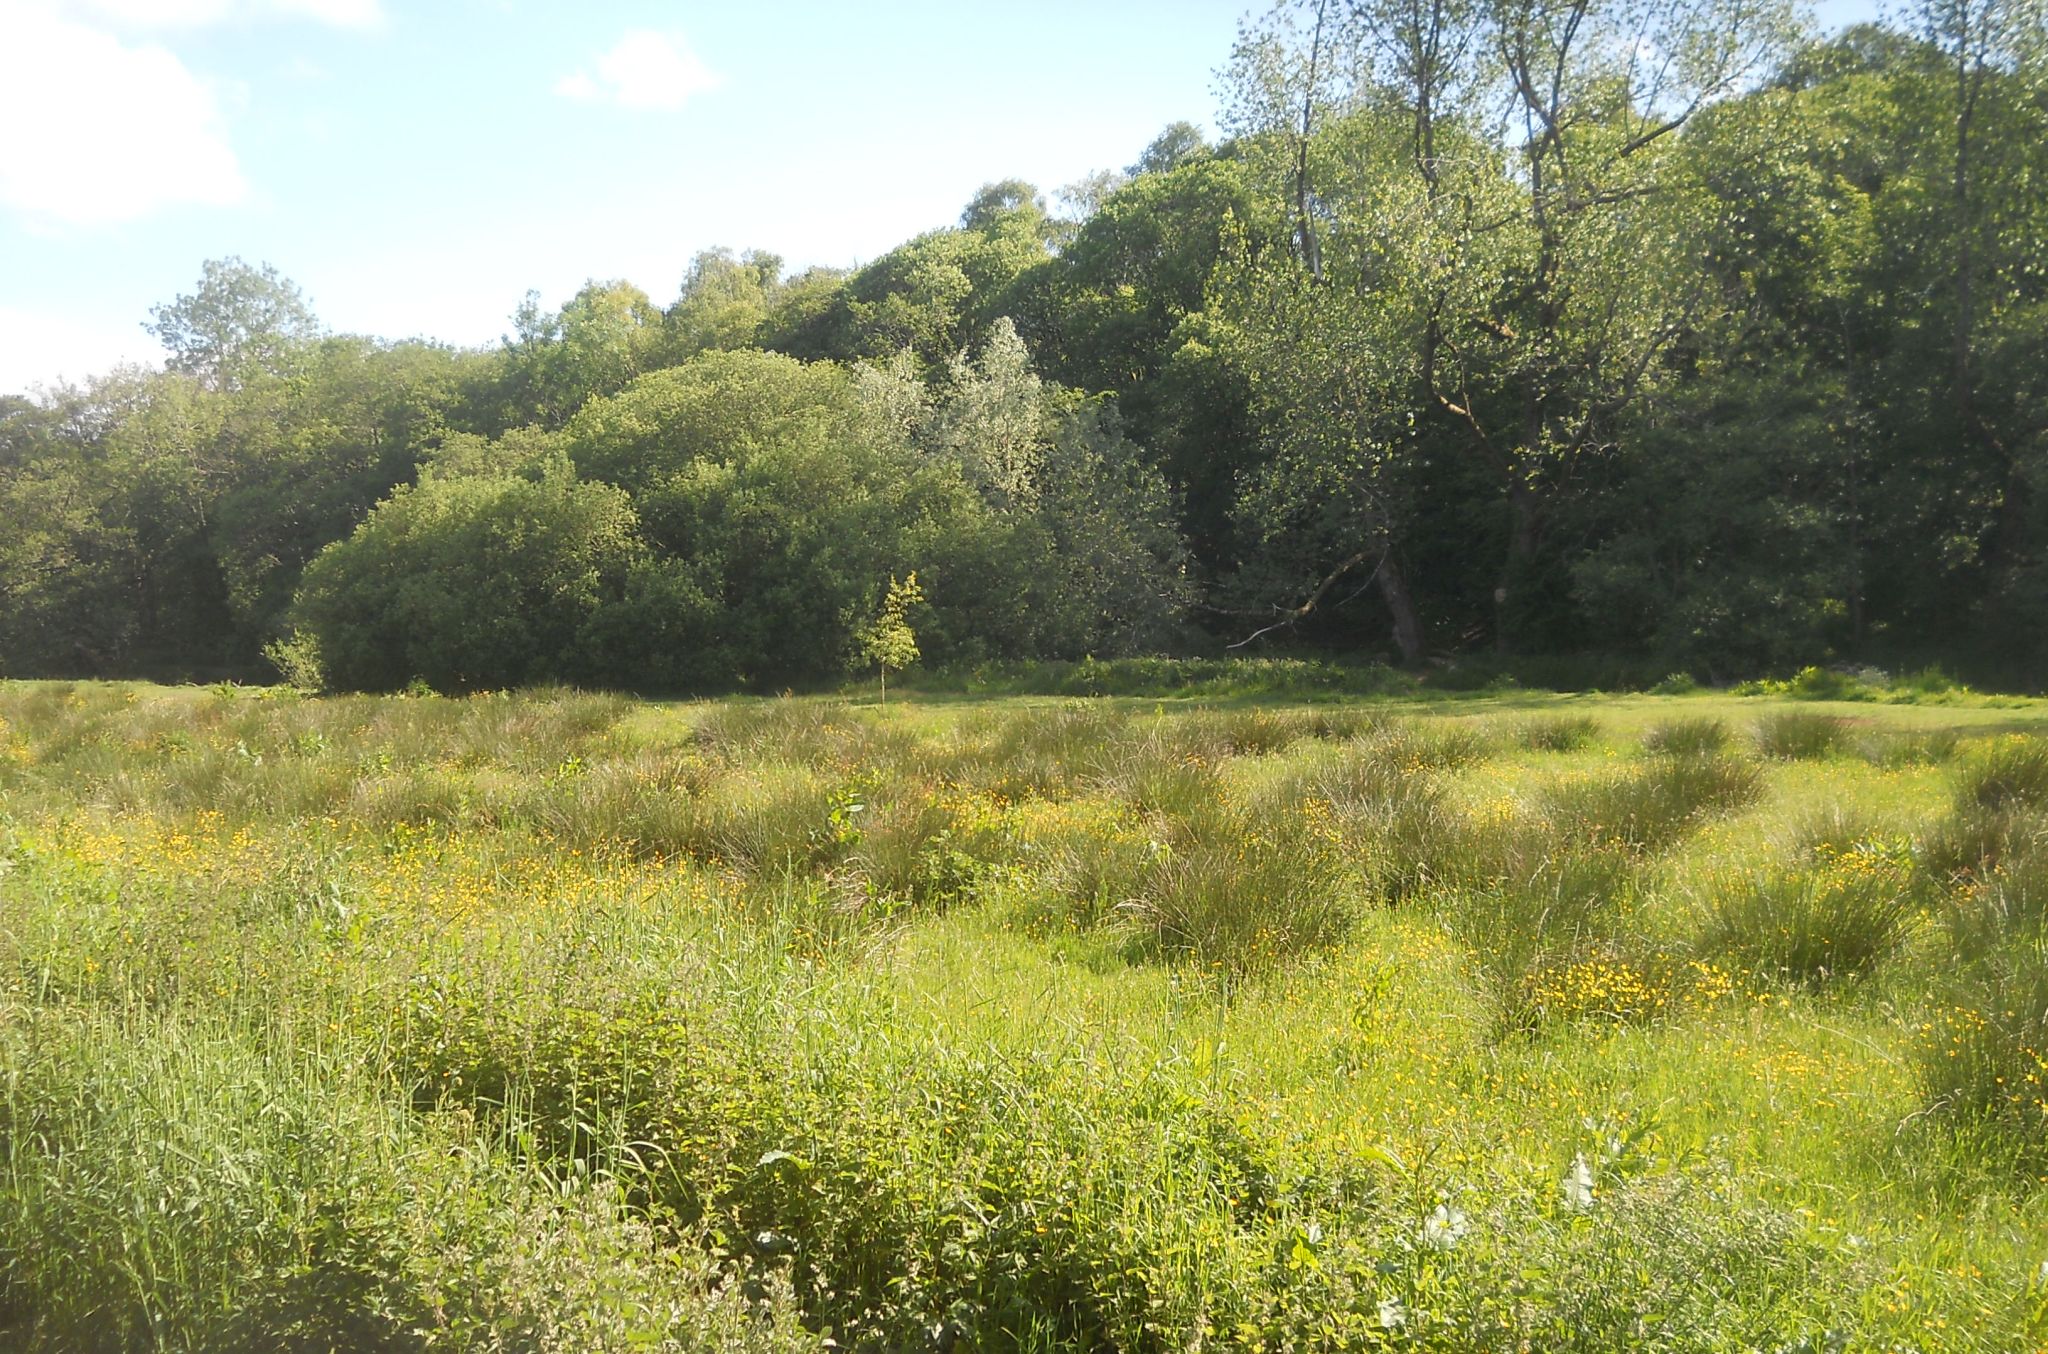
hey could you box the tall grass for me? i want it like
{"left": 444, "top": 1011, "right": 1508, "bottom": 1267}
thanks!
{"left": 5, "top": 682, "right": 2048, "bottom": 1348}
{"left": 0, "top": 1007, "right": 811, "bottom": 1352}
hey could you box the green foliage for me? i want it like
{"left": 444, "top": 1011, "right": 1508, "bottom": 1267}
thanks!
{"left": 291, "top": 469, "right": 645, "bottom": 692}
{"left": 145, "top": 256, "right": 321, "bottom": 391}
{"left": 260, "top": 632, "right": 325, "bottom": 692}
{"left": 858, "top": 572, "right": 923, "bottom": 696}
{"left": 7, "top": 6, "right": 2048, "bottom": 696}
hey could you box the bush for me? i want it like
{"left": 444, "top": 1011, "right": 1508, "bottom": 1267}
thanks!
{"left": 292, "top": 469, "right": 647, "bottom": 693}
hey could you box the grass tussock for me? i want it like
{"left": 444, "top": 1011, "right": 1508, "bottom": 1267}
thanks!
{"left": 1639, "top": 716, "right": 1728, "bottom": 758}
{"left": 1752, "top": 711, "right": 1850, "bottom": 760}
{"left": 1514, "top": 713, "right": 1601, "bottom": 753}
{"left": 1537, "top": 755, "right": 1764, "bottom": 854}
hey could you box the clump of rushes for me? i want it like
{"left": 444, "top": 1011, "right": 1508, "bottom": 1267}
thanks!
{"left": 1920, "top": 839, "right": 2048, "bottom": 1142}
{"left": 1537, "top": 755, "right": 1764, "bottom": 854}
{"left": 1851, "top": 726, "right": 1959, "bottom": 768}
{"left": 1639, "top": 717, "right": 1728, "bottom": 758}
{"left": 1157, "top": 705, "right": 1378, "bottom": 759}
{"left": 1440, "top": 844, "right": 1640, "bottom": 1029}
{"left": 1752, "top": 711, "right": 1849, "bottom": 760}
{"left": 1514, "top": 714, "right": 1601, "bottom": 753}
{"left": 997, "top": 797, "right": 1157, "bottom": 932}
{"left": 1278, "top": 730, "right": 1457, "bottom": 904}
{"left": 1920, "top": 736, "right": 2048, "bottom": 885}
{"left": 1125, "top": 797, "right": 1354, "bottom": 976}
{"left": 1095, "top": 726, "right": 1225, "bottom": 817}
{"left": 1690, "top": 811, "right": 1919, "bottom": 985}
{"left": 1955, "top": 735, "right": 2048, "bottom": 813}
{"left": 960, "top": 700, "right": 1132, "bottom": 798}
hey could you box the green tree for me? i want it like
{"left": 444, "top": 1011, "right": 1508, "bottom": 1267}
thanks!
{"left": 663, "top": 249, "right": 783, "bottom": 359}
{"left": 145, "top": 257, "right": 321, "bottom": 392}
{"left": 1216, "top": 0, "right": 1799, "bottom": 658}
{"left": 859, "top": 571, "right": 924, "bottom": 699}
{"left": 290, "top": 467, "right": 645, "bottom": 692}
{"left": 493, "top": 281, "right": 665, "bottom": 429}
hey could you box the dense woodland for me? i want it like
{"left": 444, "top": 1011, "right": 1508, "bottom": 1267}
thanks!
{"left": 3, "top": 0, "right": 2045, "bottom": 691}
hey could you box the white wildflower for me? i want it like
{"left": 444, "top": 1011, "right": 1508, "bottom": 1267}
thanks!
{"left": 1561, "top": 1153, "right": 1596, "bottom": 1211}
{"left": 1422, "top": 1203, "right": 1469, "bottom": 1251}
{"left": 1378, "top": 1296, "right": 1408, "bottom": 1330}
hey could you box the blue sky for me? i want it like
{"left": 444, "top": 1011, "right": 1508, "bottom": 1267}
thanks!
{"left": 0, "top": 0, "right": 1880, "bottom": 393}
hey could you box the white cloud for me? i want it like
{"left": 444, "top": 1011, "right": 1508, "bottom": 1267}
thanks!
{"left": 14, "top": 0, "right": 384, "bottom": 28}
{"left": 60, "top": 0, "right": 238, "bottom": 25}
{"left": 0, "top": 305, "right": 160, "bottom": 394}
{"left": 264, "top": 0, "right": 382, "bottom": 29}
{"left": 555, "top": 29, "right": 722, "bottom": 111}
{"left": 57, "top": 0, "right": 384, "bottom": 26}
{"left": 0, "top": 6, "right": 248, "bottom": 226}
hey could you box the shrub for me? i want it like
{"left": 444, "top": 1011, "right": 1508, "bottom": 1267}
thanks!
{"left": 291, "top": 470, "right": 649, "bottom": 693}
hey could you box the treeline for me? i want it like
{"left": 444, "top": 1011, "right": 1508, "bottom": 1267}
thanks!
{"left": 3, "top": 0, "right": 2044, "bottom": 691}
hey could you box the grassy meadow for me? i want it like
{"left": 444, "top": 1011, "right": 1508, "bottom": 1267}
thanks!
{"left": 5, "top": 680, "right": 2048, "bottom": 1350}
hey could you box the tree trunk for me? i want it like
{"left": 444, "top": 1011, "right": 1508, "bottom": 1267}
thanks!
{"left": 1377, "top": 554, "right": 1427, "bottom": 668}
{"left": 1494, "top": 476, "right": 1541, "bottom": 654}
